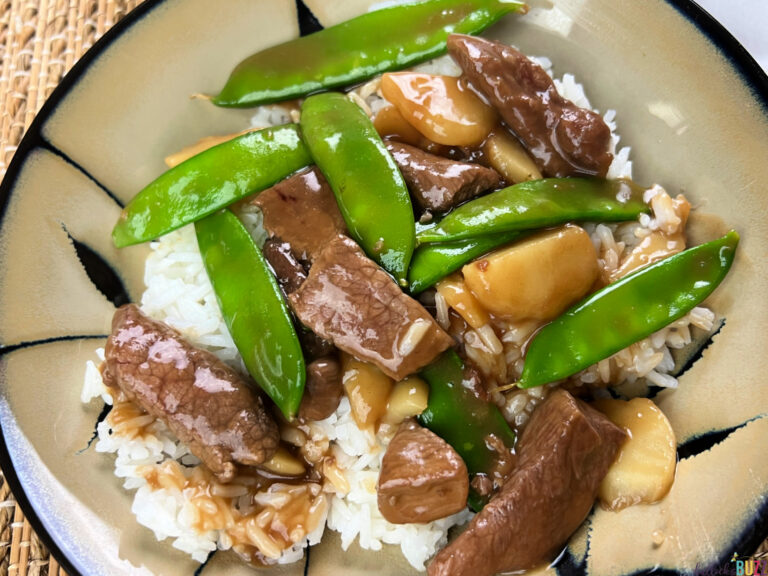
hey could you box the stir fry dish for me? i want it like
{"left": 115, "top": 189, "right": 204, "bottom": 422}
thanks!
{"left": 81, "top": 1, "right": 740, "bottom": 574}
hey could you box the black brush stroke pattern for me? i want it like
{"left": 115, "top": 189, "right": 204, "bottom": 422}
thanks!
{"left": 194, "top": 550, "right": 216, "bottom": 575}
{"left": 296, "top": 0, "right": 323, "bottom": 36}
{"left": 303, "top": 542, "right": 311, "bottom": 576}
{"left": 673, "top": 318, "right": 726, "bottom": 379}
{"left": 77, "top": 402, "right": 112, "bottom": 454}
{"left": 65, "top": 229, "right": 130, "bottom": 308}
{"left": 676, "top": 417, "right": 761, "bottom": 461}
{"left": 0, "top": 334, "right": 107, "bottom": 357}
{"left": 557, "top": 515, "right": 594, "bottom": 576}
{"left": 40, "top": 139, "right": 125, "bottom": 208}
{"left": 640, "top": 318, "right": 726, "bottom": 400}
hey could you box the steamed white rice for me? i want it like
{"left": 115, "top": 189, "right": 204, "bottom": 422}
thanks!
{"left": 82, "top": 52, "right": 709, "bottom": 570}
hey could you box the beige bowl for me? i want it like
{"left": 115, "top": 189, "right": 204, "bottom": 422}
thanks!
{"left": 0, "top": 0, "right": 766, "bottom": 574}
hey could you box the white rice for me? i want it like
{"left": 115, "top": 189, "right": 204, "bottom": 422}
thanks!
{"left": 83, "top": 368, "right": 217, "bottom": 562}
{"left": 139, "top": 228, "right": 239, "bottom": 365}
{"left": 84, "top": 221, "right": 469, "bottom": 570}
{"left": 307, "top": 398, "right": 472, "bottom": 570}
{"left": 82, "top": 51, "right": 705, "bottom": 570}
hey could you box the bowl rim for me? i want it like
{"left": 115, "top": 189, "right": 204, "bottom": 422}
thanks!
{"left": 0, "top": 1, "right": 766, "bottom": 575}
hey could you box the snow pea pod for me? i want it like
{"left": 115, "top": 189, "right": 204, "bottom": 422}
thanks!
{"left": 301, "top": 92, "right": 414, "bottom": 284}
{"left": 518, "top": 230, "right": 740, "bottom": 388}
{"left": 195, "top": 209, "right": 305, "bottom": 419}
{"left": 213, "top": 0, "right": 527, "bottom": 108}
{"left": 419, "top": 350, "right": 516, "bottom": 478}
{"left": 408, "top": 230, "right": 525, "bottom": 294}
{"left": 416, "top": 178, "right": 649, "bottom": 243}
{"left": 113, "top": 125, "right": 311, "bottom": 248}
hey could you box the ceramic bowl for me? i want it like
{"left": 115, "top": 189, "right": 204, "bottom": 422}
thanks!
{"left": 1, "top": 0, "right": 767, "bottom": 574}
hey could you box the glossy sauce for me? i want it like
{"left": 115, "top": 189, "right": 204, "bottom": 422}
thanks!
{"left": 484, "top": 433, "right": 517, "bottom": 486}
{"left": 341, "top": 354, "right": 394, "bottom": 432}
{"left": 249, "top": 167, "right": 348, "bottom": 262}
{"left": 142, "top": 459, "right": 327, "bottom": 565}
{"left": 385, "top": 140, "right": 502, "bottom": 213}
{"left": 288, "top": 235, "right": 453, "bottom": 381}
{"left": 377, "top": 421, "right": 469, "bottom": 524}
{"left": 107, "top": 395, "right": 159, "bottom": 440}
{"left": 110, "top": 392, "right": 327, "bottom": 565}
{"left": 374, "top": 104, "right": 430, "bottom": 147}
{"left": 610, "top": 192, "right": 691, "bottom": 282}
{"left": 381, "top": 73, "right": 498, "bottom": 147}
{"left": 436, "top": 274, "right": 491, "bottom": 330}
{"left": 103, "top": 305, "right": 280, "bottom": 484}
{"left": 447, "top": 34, "right": 613, "bottom": 178}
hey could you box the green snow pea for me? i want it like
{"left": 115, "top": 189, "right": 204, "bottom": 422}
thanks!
{"left": 416, "top": 178, "right": 649, "bottom": 244}
{"left": 213, "top": 0, "right": 527, "bottom": 108}
{"left": 195, "top": 209, "right": 305, "bottom": 419}
{"left": 408, "top": 230, "right": 525, "bottom": 294}
{"left": 301, "top": 92, "right": 414, "bottom": 284}
{"left": 113, "top": 125, "right": 311, "bottom": 247}
{"left": 419, "top": 350, "right": 516, "bottom": 478}
{"left": 518, "top": 230, "right": 740, "bottom": 389}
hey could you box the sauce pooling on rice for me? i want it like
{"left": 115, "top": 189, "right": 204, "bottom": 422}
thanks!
{"left": 106, "top": 390, "right": 330, "bottom": 565}
{"left": 86, "top": 25, "right": 736, "bottom": 575}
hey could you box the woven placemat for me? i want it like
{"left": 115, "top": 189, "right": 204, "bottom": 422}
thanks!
{"left": 0, "top": 1, "right": 766, "bottom": 575}
{"left": 0, "top": 2, "right": 145, "bottom": 573}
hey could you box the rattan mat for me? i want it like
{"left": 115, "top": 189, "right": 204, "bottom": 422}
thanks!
{"left": 0, "top": 1, "right": 766, "bottom": 575}
{"left": 0, "top": 2, "right": 145, "bottom": 574}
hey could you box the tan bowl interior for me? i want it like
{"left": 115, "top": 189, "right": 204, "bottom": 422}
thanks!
{"left": 0, "top": 0, "right": 766, "bottom": 574}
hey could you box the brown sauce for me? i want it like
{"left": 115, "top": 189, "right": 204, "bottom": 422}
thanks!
{"left": 110, "top": 393, "right": 328, "bottom": 566}
{"left": 609, "top": 193, "right": 691, "bottom": 282}
{"left": 107, "top": 396, "right": 157, "bottom": 441}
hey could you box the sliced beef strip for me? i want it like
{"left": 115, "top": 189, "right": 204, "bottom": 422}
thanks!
{"left": 260, "top": 237, "right": 335, "bottom": 361}
{"left": 298, "top": 356, "right": 343, "bottom": 422}
{"left": 255, "top": 172, "right": 339, "bottom": 361}
{"left": 386, "top": 141, "right": 501, "bottom": 213}
{"left": 262, "top": 238, "right": 307, "bottom": 295}
{"left": 289, "top": 235, "right": 454, "bottom": 381}
{"left": 251, "top": 166, "right": 347, "bottom": 262}
{"left": 378, "top": 420, "right": 469, "bottom": 524}
{"left": 102, "top": 304, "right": 280, "bottom": 483}
{"left": 447, "top": 34, "right": 613, "bottom": 178}
{"left": 259, "top": 239, "right": 338, "bottom": 409}
{"left": 428, "top": 389, "right": 625, "bottom": 576}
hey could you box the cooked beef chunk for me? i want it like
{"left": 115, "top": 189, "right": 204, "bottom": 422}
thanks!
{"left": 297, "top": 329, "right": 336, "bottom": 360}
{"left": 298, "top": 356, "right": 343, "bottom": 422}
{"left": 386, "top": 141, "right": 501, "bottom": 212}
{"left": 289, "top": 235, "right": 453, "bottom": 380}
{"left": 262, "top": 239, "right": 336, "bottom": 361}
{"left": 102, "top": 304, "right": 279, "bottom": 483}
{"left": 378, "top": 420, "right": 469, "bottom": 524}
{"left": 447, "top": 35, "right": 613, "bottom": 178}
{"left": 251, "top": 167, "right": 347, "bottom": 261}
{"left": 428, "top": 389, "right": 625, "bottom": 576}
{"left": 262, "top": 238, "right": 308, "bottom": 295}
{"left": 256, "top": 173, "right": 339, "bottom": 360}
